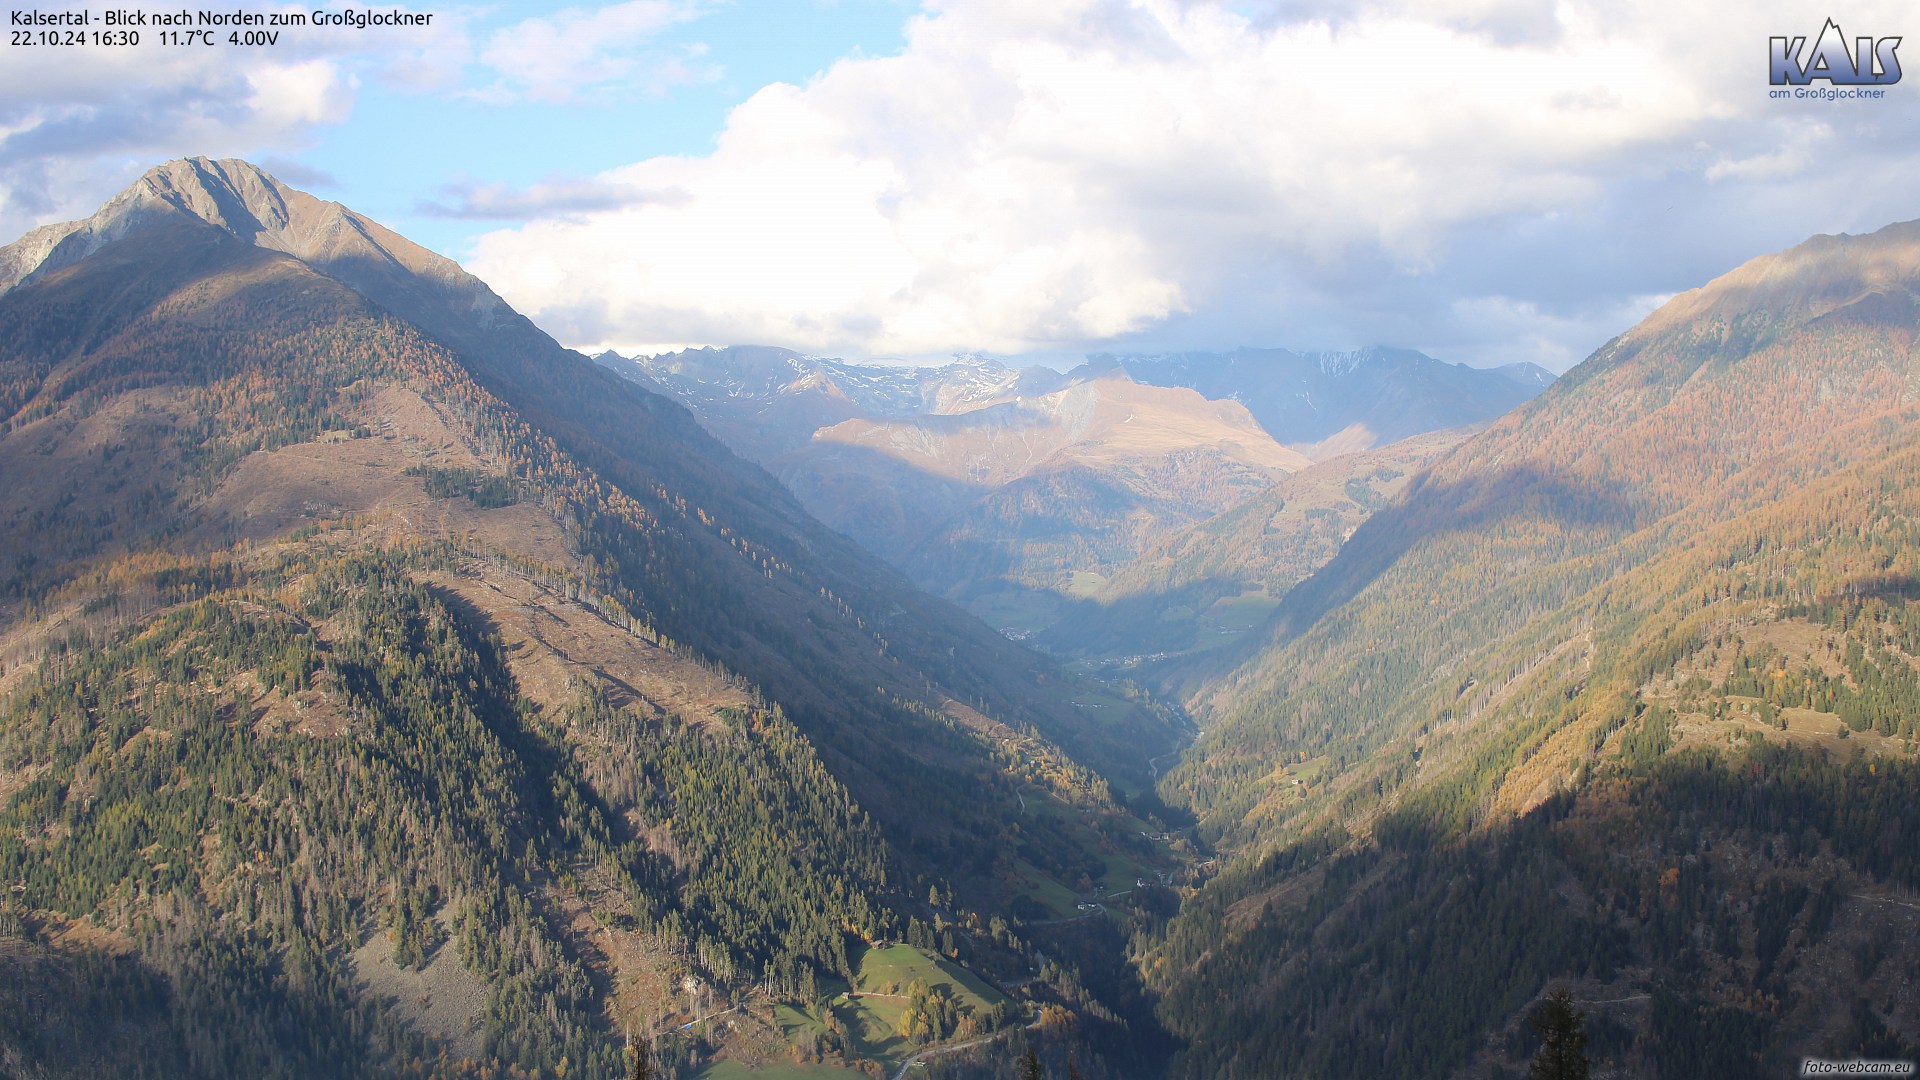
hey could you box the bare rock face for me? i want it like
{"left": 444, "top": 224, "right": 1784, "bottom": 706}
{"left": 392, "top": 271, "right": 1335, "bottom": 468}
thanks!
{"left": 0, "top": 156, "right": 512, "bottom": 336}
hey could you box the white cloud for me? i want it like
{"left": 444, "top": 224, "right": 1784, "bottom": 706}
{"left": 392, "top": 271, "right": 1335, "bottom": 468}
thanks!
{"left": 1703, "top": 127, "right": 1825, "bottom": 183}
{"left": 474, "top": 0, "right": 718, "bottom": 102}
{"left": 0, "top": 1, "right": 453, "bottom": 239}
{"left": 3, "top": 0, "right": 1914, "bottom": 370}
{"left": 1446, "top": 292, "right": 1672, "bottom": 371}
{"left": 417, "top": 174, "right": 685, "bottom": 219}
{"left": 470, "top": 0, "right": 1913, "bottom": 363}
{"left": 243, "top": 61, "right": 357, "bottom": 128}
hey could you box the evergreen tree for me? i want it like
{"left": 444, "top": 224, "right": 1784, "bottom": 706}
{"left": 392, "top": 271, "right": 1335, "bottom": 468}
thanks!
{"left": 1021, "top": 1042, "right": 1045, "bottom": 1080}
{"left": 1528, "top": 986, "right": 1590, "bottom": 1080}
{"left": 628, "top": 1038, "right": 654, "bottom": 1080}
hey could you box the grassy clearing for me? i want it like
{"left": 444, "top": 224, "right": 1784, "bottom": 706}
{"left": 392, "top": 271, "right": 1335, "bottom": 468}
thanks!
{"left": 850, "top": 944, "right": 1004, "bottom": 1010}
{"left": 1063, "top": 571, "right": 1108, "bottom": 598}
{"left": 835, "top": 994, "right": 910, "bottom": 1065}
{"left": 770, "top": 1003, "right": 834, "bottom": 1044}
{"left": 841, "top": 947, "right": 1012, "bottom": 1067}
{"left": 1013, "top": 858, "right": 1083, "bottom": 919}
{"left": 1265, "top": 754, "right": 1329, "bottom": 786}
{"left": 964, "top": 588, "right": 1066, "bottom": 636}
{"left": 1097, "top": 849, "right": 1158, "bottom": 894}
{"left": 743, "top": 945, "right": 1014, "bottom": 1076}
{"left": 1055, "top": 685, "right": 1133, "bottom": 726}
{"left": 1155, "top": 604, "right": 1197, "bottom": 624}
{"left": 1204, "top": 591, "right": 1279, "bottom": 631}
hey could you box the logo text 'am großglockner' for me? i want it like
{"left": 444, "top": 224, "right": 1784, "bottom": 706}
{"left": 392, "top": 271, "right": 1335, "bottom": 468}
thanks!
{"left": 1771, "top": 18, "right": 1901, "bottom": 85}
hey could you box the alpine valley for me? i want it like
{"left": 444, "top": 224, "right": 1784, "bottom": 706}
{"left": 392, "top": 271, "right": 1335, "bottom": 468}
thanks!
{"left": 1, "top": 157, "right": 1917, "bottom": 1080}
{"left": 597, "top": 346, "right": 1544, "bottom": 653}
{"left": 0, "top": 159, "right": 1189, "bottom": 1080}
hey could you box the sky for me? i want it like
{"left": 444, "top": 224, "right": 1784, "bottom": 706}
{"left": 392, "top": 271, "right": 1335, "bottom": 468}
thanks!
{"left": 3, "top": 0, "right": 1919, "bottom": 370}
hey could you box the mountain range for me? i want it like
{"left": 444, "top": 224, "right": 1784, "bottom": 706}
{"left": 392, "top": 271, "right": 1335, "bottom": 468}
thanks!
{"left": 0, "top": 159, "right": 1184, "bottom": 1079}
{"left": 1088, "top": 346, "right": 1552, "bottom": 459}
{"left": 4, "top": 155, "right": 1919, "bottom": 1080}
{"left": 1038, "top": 425, "right": 1475, "bottom": 662}
{"left": 601, "top": 345, "right": 1548, "bottom": 644}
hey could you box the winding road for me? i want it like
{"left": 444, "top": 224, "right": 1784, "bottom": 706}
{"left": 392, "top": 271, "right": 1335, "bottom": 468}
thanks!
{"left": 887, "top": 1021, "right": 1041, "bottom": 1080}
{"left": 1147, "top": 729, "right": 1196, "bottom": 780}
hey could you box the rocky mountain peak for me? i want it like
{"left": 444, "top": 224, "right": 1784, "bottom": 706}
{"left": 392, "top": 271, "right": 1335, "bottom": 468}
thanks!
{"left": 0, "top": 157, "right": 509, "bottom": 339}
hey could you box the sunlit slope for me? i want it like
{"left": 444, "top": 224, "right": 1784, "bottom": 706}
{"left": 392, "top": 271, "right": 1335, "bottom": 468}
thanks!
{"left": 1175, "top": 219, "right": 1920, "bottom": 845}
{"left": 1040, "top": 427, "right": 1472, "bottom": 660}
{"left": 1146, "top": 220, "right": 1920, "bottom": 1078}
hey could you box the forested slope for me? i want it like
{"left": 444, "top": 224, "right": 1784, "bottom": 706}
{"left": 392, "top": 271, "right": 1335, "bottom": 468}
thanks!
{"left": 1039, "top": 427, "right": 1470, "bottom": 661}
{"left": 1144, "top": 221, "right": 1920, "bottom": 1076}
{"left": 0, "top": 159, "right": 1179, "bottom": 1079}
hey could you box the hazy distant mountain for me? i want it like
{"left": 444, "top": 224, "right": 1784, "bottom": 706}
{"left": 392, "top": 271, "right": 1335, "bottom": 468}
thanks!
{"left": 1145, "top": 220, "right": 1920, "bottom": 1078}
{"left": 603, "top": 346, "right": 1546, "bottom": 642}
{"left": 1090, "top": 345, "right": 1552, "bottom": 457}
{"left": 0, "top": 159, "right": 1182, "bottom": 1078}
{"left": 598, "top": 345, "right": 1074, "bottom": 460}
{"left": 1038, "top": 425, "right": 1475, "bottom": 660}
{"left": 602, "top": 350, "right": 1308, "bottom": 615}
{"left": 795, "top": 372, "right": 1307, "bottom": 576}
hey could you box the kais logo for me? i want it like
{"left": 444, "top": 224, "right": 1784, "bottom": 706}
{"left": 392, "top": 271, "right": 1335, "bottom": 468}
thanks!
{"left": 1770, "top": 18, "right": 1901, "bottom": 85}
